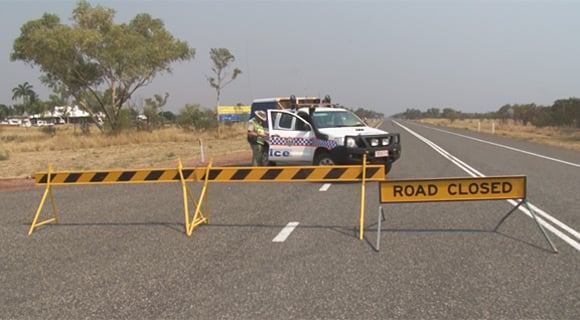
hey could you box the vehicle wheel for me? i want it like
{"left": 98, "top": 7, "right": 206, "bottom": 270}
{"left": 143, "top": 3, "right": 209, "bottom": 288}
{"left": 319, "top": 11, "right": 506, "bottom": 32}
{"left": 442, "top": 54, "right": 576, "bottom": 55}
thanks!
{"left": 314, "top": 152, "right": 335, "bottom": 166}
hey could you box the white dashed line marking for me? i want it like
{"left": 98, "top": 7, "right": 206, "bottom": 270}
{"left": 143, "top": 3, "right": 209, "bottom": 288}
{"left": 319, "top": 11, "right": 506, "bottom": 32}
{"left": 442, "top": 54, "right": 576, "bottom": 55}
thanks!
{"left": 273, "top": 222, "right": 299, "bottom": 242}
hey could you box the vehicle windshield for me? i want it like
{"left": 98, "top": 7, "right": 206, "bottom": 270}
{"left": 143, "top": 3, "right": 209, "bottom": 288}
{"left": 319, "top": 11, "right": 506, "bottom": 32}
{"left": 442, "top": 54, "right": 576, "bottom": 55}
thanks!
{"left": 311, "top": 111, "right": 366, "bottom": 128}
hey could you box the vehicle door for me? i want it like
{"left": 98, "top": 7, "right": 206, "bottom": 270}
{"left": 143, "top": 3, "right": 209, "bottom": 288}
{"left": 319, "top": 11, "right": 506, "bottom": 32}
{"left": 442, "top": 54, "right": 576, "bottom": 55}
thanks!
{"left": 266, "top": 109, "right": 314, "bottom": 164}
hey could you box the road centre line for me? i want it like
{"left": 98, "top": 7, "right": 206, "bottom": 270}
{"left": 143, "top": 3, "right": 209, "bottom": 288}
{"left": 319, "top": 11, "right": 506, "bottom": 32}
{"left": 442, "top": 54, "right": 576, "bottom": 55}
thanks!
{"left": 319, "top": 183, "right": 332, "bottom": 191}
{"left": 394, "top": 120, "right": 580, "bottom": 252}
{"left": 273, "top": 222, "right": 299, "bottom": 242}
{"left": 316, "top": 119, "right": 384, "bottom": 192}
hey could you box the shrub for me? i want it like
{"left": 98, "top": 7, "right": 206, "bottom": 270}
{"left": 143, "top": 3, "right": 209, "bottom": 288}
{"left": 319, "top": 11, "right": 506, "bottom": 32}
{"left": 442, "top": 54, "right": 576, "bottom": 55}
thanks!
{"left": 176, "top": 104, "right": 218, "bottom": 131}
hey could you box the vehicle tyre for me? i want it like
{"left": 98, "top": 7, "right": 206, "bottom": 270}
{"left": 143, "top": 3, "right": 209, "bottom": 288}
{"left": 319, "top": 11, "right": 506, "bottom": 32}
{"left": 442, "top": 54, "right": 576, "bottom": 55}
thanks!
{"left": 314, "top": 151, "right": 335, "bottom": 166}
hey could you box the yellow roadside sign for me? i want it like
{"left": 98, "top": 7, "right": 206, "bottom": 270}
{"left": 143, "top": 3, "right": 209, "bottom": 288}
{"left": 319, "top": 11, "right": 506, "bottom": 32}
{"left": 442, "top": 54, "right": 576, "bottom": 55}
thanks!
{"left": 379, "top": 176, "right": 526, "bottom": 203}
{"left": 217, "top": 105, "right": 250, "bottom": 115}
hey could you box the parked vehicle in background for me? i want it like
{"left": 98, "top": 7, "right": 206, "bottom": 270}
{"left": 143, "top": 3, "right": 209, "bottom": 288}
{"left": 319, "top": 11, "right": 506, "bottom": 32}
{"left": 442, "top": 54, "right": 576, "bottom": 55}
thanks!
{"left": 8, "top": 119, "right": 22, "bottom": 126}
{"left": 34, "top": 120, "right": 54, "bottom": 127}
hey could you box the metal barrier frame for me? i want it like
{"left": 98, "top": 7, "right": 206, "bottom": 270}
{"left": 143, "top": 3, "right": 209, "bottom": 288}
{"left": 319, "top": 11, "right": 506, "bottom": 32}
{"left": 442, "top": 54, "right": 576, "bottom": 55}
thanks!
{"left": 375, "top": 176, "right": 558, "bottom": 253}
{"left": 29, "top": 155, "right": 384, "bottom": 238}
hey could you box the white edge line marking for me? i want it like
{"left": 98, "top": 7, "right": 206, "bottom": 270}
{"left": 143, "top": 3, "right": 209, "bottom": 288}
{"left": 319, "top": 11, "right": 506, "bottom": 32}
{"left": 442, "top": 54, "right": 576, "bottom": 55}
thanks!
{"left": 419, "top": 122, "right": 580, "bottom": 168}
{"left": 273, "top": 222, "right": 299, "bottom": 242}
{"left": 394, "top": 120, "right": 580, "bottom": 251}
{"left": 319, "top": 183, "right": 332, "bottom": 191}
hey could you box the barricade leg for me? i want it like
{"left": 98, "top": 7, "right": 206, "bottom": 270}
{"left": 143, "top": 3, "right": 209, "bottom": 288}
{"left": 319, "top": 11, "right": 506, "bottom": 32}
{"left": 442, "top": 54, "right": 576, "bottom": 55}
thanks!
{"left": 178, "top": 159, "right": 210, "bottom": 237}
{"left": 524, "top": 201, "right": 558, "bottom": 253}
{"left": 495, "top": 199, "right": 558, "bottom": 253}
{"left": 359, "top": 154, "right": 367, "bottom": 240}
{"left": 375, "top": 206, "right": 386, "bottom": 251}
{"left": 493, "top": 200, "right": 523, "bottom": 232}
{"left": 28, "top": 165, "right": 59, "bottom": 235}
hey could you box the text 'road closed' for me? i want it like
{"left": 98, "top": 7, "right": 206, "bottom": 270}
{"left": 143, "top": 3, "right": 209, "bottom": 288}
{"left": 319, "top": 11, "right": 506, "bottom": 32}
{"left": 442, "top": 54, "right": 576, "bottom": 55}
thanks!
{"left": 379, "top": 176, "right": 526, "bottom": 203}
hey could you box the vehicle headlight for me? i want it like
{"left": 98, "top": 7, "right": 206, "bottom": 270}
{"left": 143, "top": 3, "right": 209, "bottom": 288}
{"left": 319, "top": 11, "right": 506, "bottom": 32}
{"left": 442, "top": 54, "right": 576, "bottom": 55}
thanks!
{"left": 381, "top": 138, "right": 390, "bottom": 146}
{"left": 370, "top": 138, "right": 379, "bottom": 147}
{"left": 345, "top": 137, "right": 357, "bottom": 148}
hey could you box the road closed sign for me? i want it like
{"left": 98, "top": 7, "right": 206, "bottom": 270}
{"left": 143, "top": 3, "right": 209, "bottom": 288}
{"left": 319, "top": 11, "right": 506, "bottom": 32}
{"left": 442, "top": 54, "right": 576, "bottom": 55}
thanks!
{"left": 379, "top": 176, "right": 526, "bottom": 203}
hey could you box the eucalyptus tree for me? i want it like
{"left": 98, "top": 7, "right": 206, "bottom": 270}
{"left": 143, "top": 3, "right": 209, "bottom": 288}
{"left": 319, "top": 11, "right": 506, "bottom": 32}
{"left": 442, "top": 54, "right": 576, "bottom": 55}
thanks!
{"left": 11, "top": 0, "right": 195, "bottom": 132}
{"left": 207, "top": 48, "right": 242, "bottom": 113}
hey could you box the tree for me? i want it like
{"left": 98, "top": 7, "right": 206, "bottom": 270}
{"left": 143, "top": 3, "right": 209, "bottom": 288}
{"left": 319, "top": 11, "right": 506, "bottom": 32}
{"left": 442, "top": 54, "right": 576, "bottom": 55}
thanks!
{"left": 207, "top": 48, "right": 242, "bottom": 115}
{"left": 442, "top": 108, "right": 460, "bottom": 122}
{"left": 142, "top": 93, "right": 169, "bottom": 130}
{"left": 530, "top": 106, "right": 554, "bottom": 128}
{"left": 11, "top": 82, "right": 37, "bottom": 115}
{"left": 159, "top": 110, "right": 176, "bottom": 123}
{"left": 552, "top": 98, "right": 580, "bottom": 128}
{"left": 0, "top": 104, "right": 10, "bottom": 120}
{"left": 11, "top": 0, "right": 195, "bottom": 133}
{"left": 496, "top": 104, "right": 513, "bottom": 124}
{"left": 176, "top": 104, "right": 217, "bottom": 131}
{"left": 424, "top": 107, "right": 440, "bottom": 118}
{"left": 402, "top": 108, "right": 422, "bottom": 119}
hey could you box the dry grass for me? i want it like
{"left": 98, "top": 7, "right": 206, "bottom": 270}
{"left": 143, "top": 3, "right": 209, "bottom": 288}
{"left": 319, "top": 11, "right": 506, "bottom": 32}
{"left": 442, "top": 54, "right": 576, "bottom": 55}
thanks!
{"left": 417, "top": 118, "right": 580, "bottom": 151}
{"left": 0, "top": 124, "right": 251, "bottom": 179}
{"left": 2, "top": 118, "right": 577, "bottom": 179}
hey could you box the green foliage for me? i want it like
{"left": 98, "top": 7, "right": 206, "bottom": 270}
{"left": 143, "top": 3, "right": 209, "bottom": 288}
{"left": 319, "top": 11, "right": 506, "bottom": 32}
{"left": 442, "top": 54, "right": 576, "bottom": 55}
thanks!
{"left": 0, "top": 150, "right": 9, "bottom": 161}
{"left": 552, "top": 98, "right": 580, "bottom": 128}
{"left": 207, "top": 48, "right": 242, "bottom": 108}
{"left": 400, "top": 108, "right": 423, "bottom": 119}
{"left": 159, "top": 111, "right": 176, "bottom": 123}
{"left": 531, "top": 106, "right": 554, "bottom": 128}
{"left": 0, "top": 104, "right": 10, "bottom": 120}
{"left": 141, "top": 93, "right": 169, "bottom": 131}
{"left": 353, "top": 107, "right": 384, "bottom": 120}
{"left": 11, "top": 0, "right": 195, "bottom": 132}
{"left": 393, "top": 97, "right": 580, "bottom": 129}
{"left": 424, "top": 108, "right": 440, "bottom": 118}
{"left": 103, "top": 108, "right": 137, "bottom": 134}
{"left": 11, "top": 82, "right": 37, "bottom": 115}
{"left": 495, "top": 99, "right": 580, "bottom": 128}
{"left": 442, "top": 108, "right": 459, "bottom": 122}
{"left": 176, "top": 104, "right": 218, "bottom": 131}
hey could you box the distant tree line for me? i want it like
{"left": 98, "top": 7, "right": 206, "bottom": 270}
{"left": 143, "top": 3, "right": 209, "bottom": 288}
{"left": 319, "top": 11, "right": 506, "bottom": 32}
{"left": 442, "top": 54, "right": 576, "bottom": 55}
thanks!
{"left": 392, "top": 97, "right": 580, "bottom": 128}
{"left": 352, "top": 107, "right": 384, "bottom": 120}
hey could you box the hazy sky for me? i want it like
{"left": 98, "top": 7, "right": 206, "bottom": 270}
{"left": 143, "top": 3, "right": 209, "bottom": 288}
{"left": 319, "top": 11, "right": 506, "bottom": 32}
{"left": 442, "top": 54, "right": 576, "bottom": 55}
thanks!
{"left": 1, "top": 0, "right": 579, "bottom": 116}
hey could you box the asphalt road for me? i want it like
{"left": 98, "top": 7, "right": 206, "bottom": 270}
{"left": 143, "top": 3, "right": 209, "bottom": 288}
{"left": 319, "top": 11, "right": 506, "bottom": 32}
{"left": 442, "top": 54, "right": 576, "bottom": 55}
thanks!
{"left": 1, "top": 120, "right": 579, "bottom": 319}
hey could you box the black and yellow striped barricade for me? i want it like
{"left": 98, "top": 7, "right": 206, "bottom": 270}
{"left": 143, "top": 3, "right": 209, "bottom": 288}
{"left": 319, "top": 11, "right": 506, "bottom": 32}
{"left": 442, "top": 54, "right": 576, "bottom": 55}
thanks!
{"left": 375, "top": 176, "right": 557, "bottom": 252}
{"left": 29, "top": 159, "right": 211, "bottom": 237}
{"left": 195, "top": 163, "right": 386, "bottom": 240}
{"left": 30, "top": 157, "right": 385, "bottom": 237}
